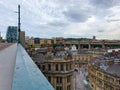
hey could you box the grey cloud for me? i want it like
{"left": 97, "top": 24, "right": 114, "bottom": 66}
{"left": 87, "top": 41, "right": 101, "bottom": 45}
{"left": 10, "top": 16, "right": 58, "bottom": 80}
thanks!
{"left": 0, "top": 0, "right": 120, "bottom": 39}
{"left": 54, "top": 0, "right": 92, "bottom": 22}
{"left": 98, "top": 30, "right": 104, "bottom": 32}
{"left": 63, "top": 9, "right": 91, "bottom": 22}
{"left": 48, "top": 21, "right": 69, "bottom": 27}
{"left": 65, "top": 34, "right": 92, "bottom": 38}
{"left": 107, "top": 19, "right": 120, "bottom": 22}
{"left": 89, "top": 0, "right": 120, "bottom": 9}
{"left": 87, "top": 0, "right": 120, "bottom": 18}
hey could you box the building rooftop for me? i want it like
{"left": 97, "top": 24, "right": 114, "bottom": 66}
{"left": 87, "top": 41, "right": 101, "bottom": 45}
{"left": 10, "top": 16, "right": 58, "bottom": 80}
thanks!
{"left": 90, "top": 51, "right": 120, "bottom": 77}
{"left": 106, "top": 64, "right": 120, "bottom": 77}
{"left": 0, "top": 43, "right": 54, "bottom": 90}
{"left": 33, "top": 49, "right": 73, "bottom": 63}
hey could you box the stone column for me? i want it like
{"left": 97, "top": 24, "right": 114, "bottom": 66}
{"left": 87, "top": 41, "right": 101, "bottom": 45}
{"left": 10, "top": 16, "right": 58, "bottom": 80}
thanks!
{"left": 102, "top": 44, "right": 105, "bottom": 49}
{"left": 102, "top": 40, "right": 105, "bottom": 49}
{"left": 88, "top": 43, "right": 91, "bottom": 50}
{"left": 88, "top": 40, "right": 92, "bottom": 50}
{"left": 71, "top": 74, "right": 74, "bottom": 90}
{"left": 78, "top": 40, "right": 81, "bottom": 51}
{"left": 63, "top": 40, "right": 66, "bottom": 47}
{"left": 69, "top": 41, "right": 72, "bottom": 48}
{"left": 63, "top": 77, "right": 67, "bottom": 90}
{"left": 53, "top": 76, "right": 56, "bottom": 90}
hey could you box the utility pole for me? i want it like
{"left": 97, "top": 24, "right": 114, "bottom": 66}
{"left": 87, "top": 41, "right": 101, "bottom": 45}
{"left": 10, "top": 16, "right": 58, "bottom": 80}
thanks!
{"left": 18, "top": 5, "right": 21, "bottom": 43}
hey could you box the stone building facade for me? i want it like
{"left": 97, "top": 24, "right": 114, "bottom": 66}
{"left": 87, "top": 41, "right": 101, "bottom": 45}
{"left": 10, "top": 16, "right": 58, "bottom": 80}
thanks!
{"left": 88, "top": 50, "right": 120, "bottom": 90}
{"left": 33, "top": 51, "right": 74, "bottom": 90}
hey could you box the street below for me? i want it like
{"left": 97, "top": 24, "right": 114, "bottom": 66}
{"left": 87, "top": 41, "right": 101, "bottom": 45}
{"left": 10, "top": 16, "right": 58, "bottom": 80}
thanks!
{"left": 74, "top": 66, "right": 92, "bottom": 90}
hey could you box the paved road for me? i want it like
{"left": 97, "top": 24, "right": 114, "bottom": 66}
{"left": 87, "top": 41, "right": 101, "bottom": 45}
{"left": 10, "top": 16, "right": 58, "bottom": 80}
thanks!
{"left": 75, "top": 72, "right": 85, "bottom": 90}
{"left": 74, "top": 67, "right": 92, "bottom": 90}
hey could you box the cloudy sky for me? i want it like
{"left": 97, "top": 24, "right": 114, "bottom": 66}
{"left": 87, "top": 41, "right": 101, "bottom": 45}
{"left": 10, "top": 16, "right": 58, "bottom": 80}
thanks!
{"left": 0, "top": 0, "right": 120, "bottom": 39}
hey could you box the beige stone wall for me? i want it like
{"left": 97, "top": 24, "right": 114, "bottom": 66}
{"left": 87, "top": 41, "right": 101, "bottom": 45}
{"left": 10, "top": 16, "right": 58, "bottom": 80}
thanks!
{"left": 36, "top": 60, "right": 74, "bottom": 90}
{"left": 89, "top": 66, "right": 120, "bottom": 90}
{"left": 72, "top": 54, "right": 92, "bottom": 61}
{"left": 28, "top": 39, "right": 34, "bottom": 46}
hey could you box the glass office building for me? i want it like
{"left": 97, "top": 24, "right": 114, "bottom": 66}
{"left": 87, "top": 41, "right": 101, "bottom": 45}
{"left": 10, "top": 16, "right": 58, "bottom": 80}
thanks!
{"left": 6, "top": 26, "right": 18, "bottom": 43}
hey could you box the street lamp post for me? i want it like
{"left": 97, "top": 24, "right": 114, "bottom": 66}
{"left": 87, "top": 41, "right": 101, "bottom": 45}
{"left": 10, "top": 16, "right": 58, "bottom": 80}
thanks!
{"left": 15, "top": 5, "right": 21, "bottom": 43}
{"left": 18, "top": 5, "right": 21, "bottom": 43}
